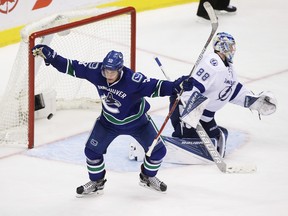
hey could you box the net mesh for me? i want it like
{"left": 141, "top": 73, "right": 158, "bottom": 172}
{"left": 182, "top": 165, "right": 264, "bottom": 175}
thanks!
{"left": 0, "top": 7, "right": 134, "bottom": 147}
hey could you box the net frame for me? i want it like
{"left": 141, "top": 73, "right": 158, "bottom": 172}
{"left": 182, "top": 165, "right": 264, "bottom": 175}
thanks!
{"left": 24, "top": 7, "right": 136, "bottom": 148}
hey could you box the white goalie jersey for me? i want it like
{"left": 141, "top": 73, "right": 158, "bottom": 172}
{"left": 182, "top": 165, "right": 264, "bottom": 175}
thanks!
{"left": 181, "top": 52, "right": 251, "bottom": 122}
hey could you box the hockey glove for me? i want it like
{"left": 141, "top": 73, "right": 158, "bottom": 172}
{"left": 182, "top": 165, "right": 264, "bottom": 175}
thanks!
{"left": 173, "top": 75, "right": 193, "bottom": 94}
{"left": 244, "top": 91, "right": 277, "bottom": 116}
{"left": 32, "top": 44, "right": 57, "bottom": 66}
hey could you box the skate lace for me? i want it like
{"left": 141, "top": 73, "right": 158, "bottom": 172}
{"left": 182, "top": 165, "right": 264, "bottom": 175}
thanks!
{"left": 147, "top": 176, "right": 162, "bottom": 188}
{"left": 83, "top": 181, "right": 97, "bottom": 191}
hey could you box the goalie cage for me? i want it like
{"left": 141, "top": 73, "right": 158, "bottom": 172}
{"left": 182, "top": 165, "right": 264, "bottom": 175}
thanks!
{"left": 0, "top": 6, "right": 136, "bottom": 149}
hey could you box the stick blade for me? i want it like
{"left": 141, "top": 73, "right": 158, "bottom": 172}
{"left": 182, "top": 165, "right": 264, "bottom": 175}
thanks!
{"left": 225, "top": 164, "right": 257, "bottom": 174}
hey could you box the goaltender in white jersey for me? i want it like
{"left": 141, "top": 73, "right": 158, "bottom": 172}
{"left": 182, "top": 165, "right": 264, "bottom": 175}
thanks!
{"left": 130, "top": 32, "right": 277, "bottom": 165}
{"left": 183, "top": 51, "right": 245, "bottom": 119}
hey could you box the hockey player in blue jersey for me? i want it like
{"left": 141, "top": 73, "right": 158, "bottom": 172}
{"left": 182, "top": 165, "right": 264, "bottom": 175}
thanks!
{"left": 169, "top": 32, "right": 277, "bottom": 158}
{"left": 32, "top": 44, "right": 193, "bottom": 195}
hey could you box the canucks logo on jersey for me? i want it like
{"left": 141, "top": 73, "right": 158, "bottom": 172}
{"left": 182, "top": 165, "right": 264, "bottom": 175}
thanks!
{"left": 101, "top": 92, "right": 122, "bottom": 114}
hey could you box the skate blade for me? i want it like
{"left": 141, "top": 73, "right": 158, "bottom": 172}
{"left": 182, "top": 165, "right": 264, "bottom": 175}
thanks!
{"left": 76, "top": 190, "right": 104, "bottom": 198}
{"left": 139, "top": 182, "right": 166, "bottom": 193}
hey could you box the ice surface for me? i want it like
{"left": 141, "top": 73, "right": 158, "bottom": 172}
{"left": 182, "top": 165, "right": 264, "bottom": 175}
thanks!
{"left": 0, "top": 0, "right": 287, "bottom": 215}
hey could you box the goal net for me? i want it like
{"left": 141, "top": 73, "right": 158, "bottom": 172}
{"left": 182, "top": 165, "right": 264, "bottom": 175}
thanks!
{"left": 0, "top": 7, "right": 136, "bottom": 149}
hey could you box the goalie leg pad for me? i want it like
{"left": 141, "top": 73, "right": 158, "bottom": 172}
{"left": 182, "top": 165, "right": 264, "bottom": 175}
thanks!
{"left": 217, "top": 126, "right": 228, "bottom": 158}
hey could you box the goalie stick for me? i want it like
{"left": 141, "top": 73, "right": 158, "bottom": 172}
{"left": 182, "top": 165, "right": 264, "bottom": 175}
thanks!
{"left": 146, "top": 2, "right": 217, "bottom": 157}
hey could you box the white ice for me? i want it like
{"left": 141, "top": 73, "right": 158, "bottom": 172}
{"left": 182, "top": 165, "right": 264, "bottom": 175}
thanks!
{"left": 1, "top": 0, "right": 288, "bottom": 215}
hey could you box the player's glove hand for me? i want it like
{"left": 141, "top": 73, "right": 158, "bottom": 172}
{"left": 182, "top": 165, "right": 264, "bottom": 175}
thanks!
{"left": 173, "top": 75, "right": 193, "bottom": 94}
{"left": 32, "top": 44, "right": 57, "bottom": 66}
{"left": 182, "top": 77, "right": 194, "bottom": 92}
{"left": 244, "top": 91, "right": 277, "bottom": 117}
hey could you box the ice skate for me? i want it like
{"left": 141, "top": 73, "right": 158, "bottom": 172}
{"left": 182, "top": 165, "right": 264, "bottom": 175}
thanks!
{"left": 215, "top": 5, "right": 237, "bottom": 15}
{"left": 139, "top": 173, "right": 167, "bottom": 192}
{"left": 76, "top": 179, "right": 107, "bottom": 197}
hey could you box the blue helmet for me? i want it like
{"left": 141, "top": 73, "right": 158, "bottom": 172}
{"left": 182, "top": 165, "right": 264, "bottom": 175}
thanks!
{"left": 213, "top": 32, "right": 236, "bottom": 63}
{"left": 102, "top": 50, "right": 124, "bottom": 71}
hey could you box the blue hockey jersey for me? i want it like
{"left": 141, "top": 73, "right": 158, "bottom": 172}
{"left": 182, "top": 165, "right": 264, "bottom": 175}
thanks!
{"left": 49, "top": 55, "right": 177, "bottom": 131}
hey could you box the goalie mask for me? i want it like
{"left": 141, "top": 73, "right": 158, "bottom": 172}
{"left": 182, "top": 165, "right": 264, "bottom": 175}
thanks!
{"left": 213, "top": 32, "right": 236, "bottom": 63}
{"left": 102, "top": 50, "right": 124, "bottom": 78}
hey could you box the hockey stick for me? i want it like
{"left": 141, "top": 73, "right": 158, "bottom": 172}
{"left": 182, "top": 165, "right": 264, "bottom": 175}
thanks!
{"left": 196, "top": 124, "right": 257, "bottom": 173}
{"left": 152, "top": 56, "right": 257, "bottom": 173}
{"left": 146, "top": 2, "right": 217, "bottom": 157}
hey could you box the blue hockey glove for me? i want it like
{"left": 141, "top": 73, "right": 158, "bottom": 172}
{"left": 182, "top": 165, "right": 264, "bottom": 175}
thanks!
{"left": 173, "top": 75, "right": 193, "bottom": 94}
{"left": 32, "top": 44, "right": 57, "bottom": 66}
{"left": 182, "top": 77, "right": 193, "bottom": 91}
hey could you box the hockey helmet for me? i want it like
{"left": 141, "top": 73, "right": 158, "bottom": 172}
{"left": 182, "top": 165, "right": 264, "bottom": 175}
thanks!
{"left": 102, "top": 50, "right": 124, "bottom": 72}
{"left": 213, "top": 32, "right": 236, "bottom": 63}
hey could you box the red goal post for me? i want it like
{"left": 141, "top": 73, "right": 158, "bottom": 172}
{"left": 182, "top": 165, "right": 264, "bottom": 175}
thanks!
{"left": 0, "top": 7, "right": 136, "bottom": 149}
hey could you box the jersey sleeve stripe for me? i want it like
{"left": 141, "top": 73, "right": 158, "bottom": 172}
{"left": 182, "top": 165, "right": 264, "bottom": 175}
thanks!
{"left": 151, "top": 80, "right": 163, "bottom": 97}
{"left": 193, "top": 78, "right": 206, "bottom": 93}
{"left": 229, "top": 83, "right": 243, "bottom": 101}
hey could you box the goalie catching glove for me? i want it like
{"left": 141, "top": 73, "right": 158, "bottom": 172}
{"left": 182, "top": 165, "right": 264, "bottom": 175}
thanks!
{"left": 32, "top": 44, "right": 57, "bottom": 66}
{"left": 244, "top": 91, "right": 277, "bottom": 116}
